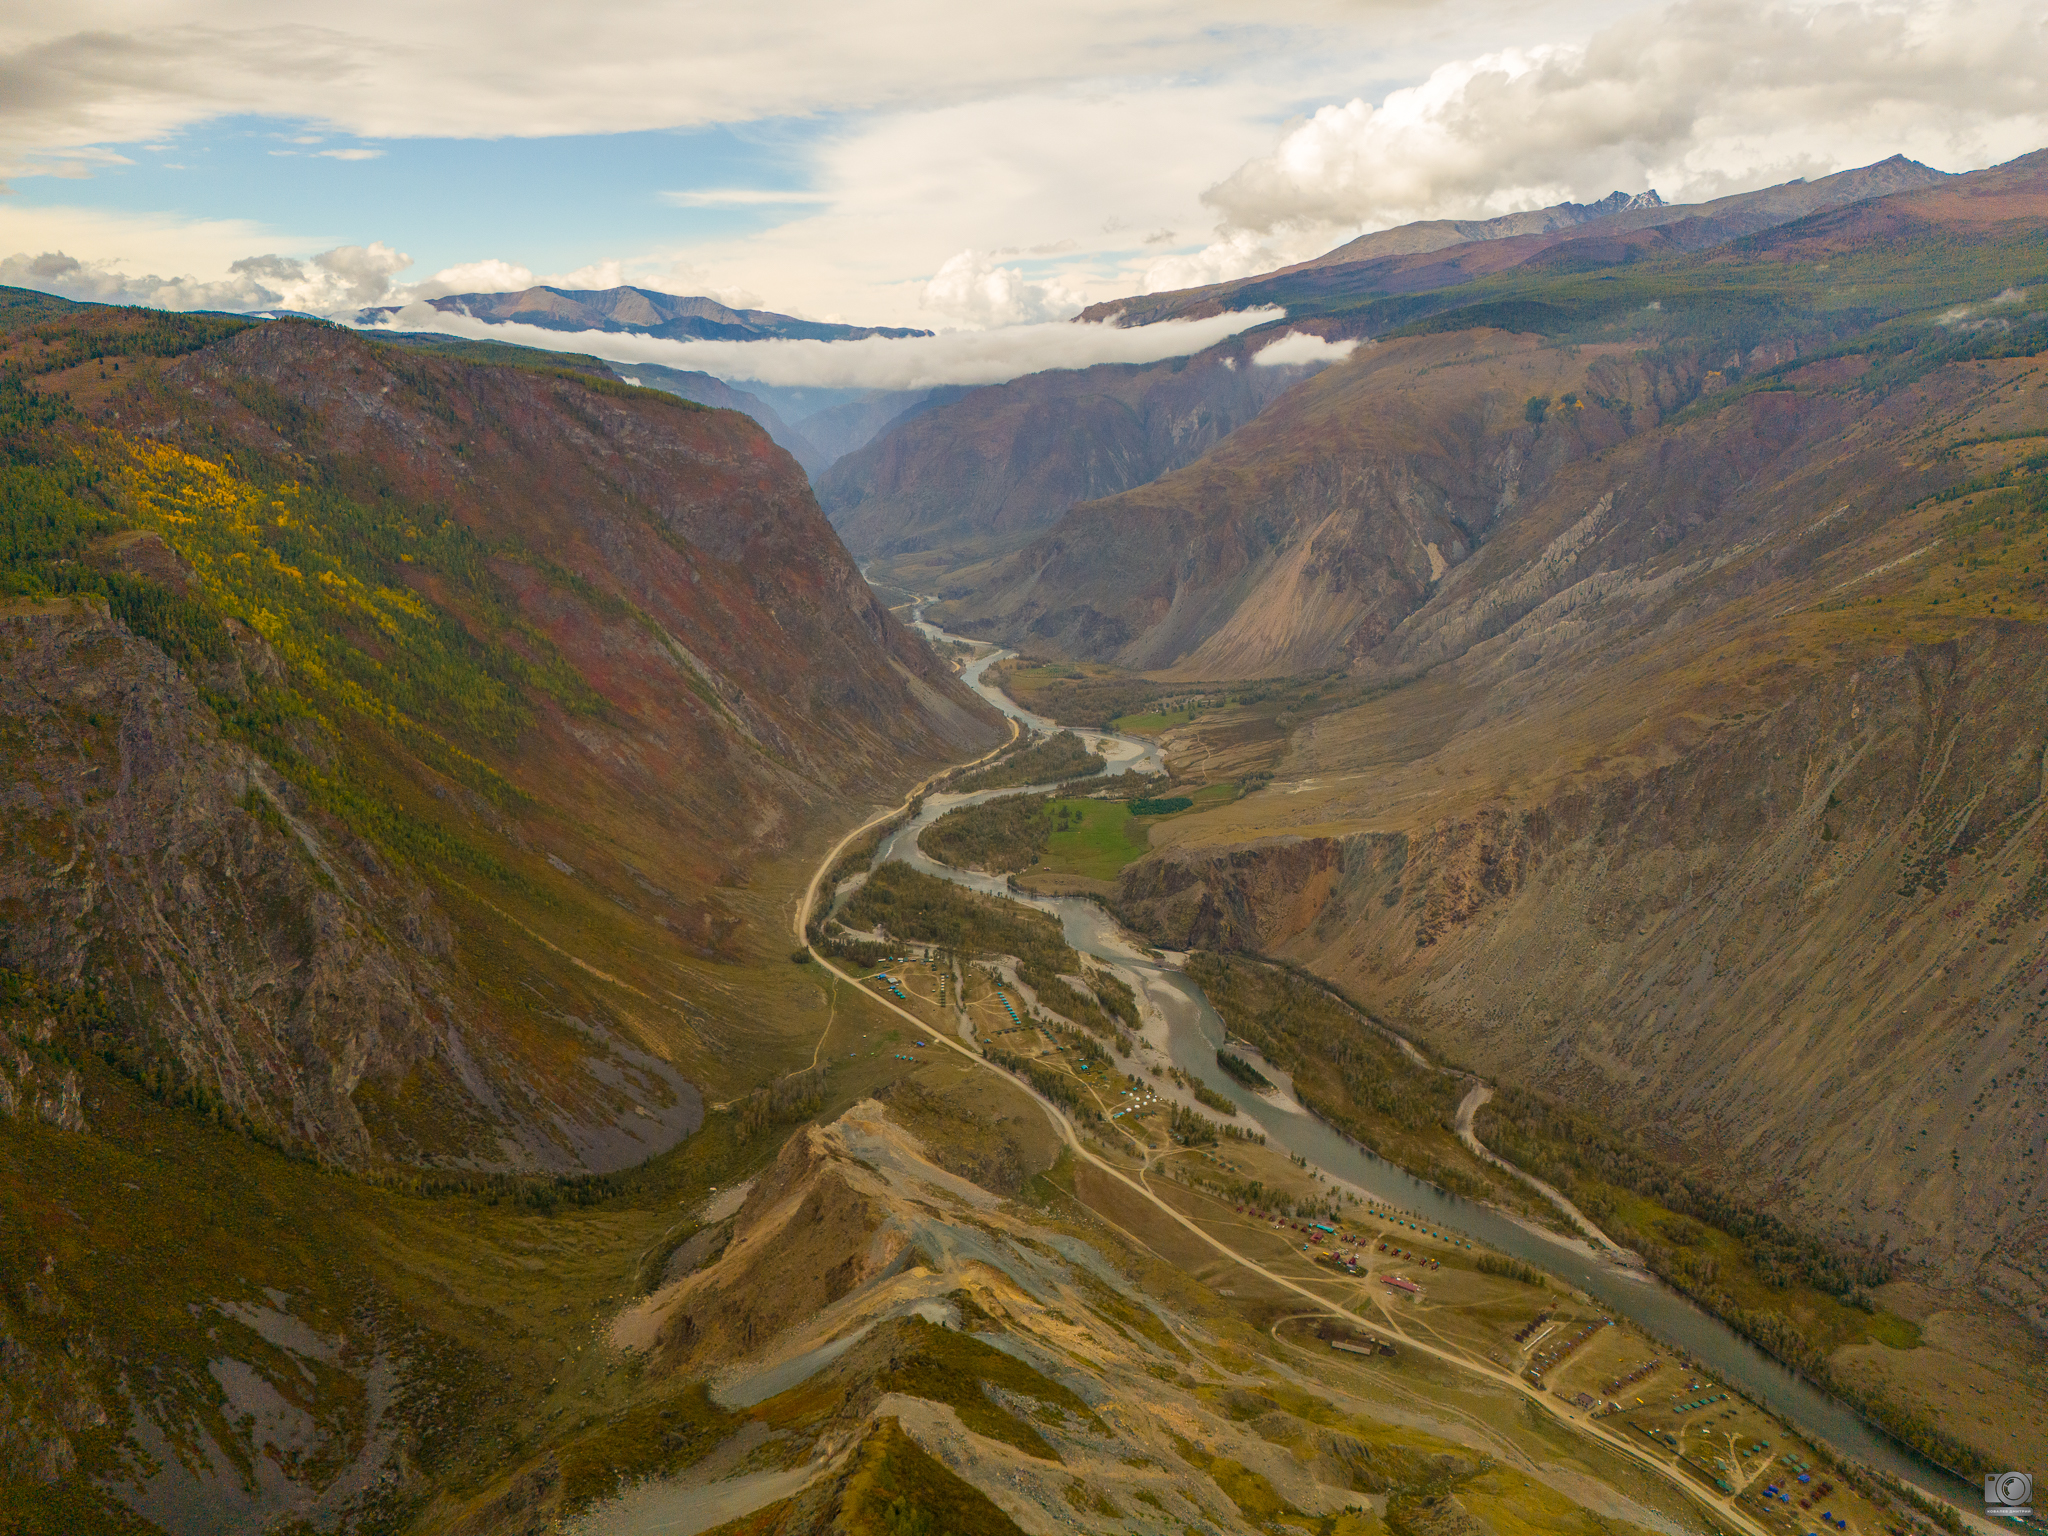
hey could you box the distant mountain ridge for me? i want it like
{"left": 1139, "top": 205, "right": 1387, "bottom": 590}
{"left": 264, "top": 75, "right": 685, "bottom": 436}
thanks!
{"left": 946, "top": 150, "right": 2036, "bottom": 677}
{"left": 1081, "top": 156, "right": 1949, "bottom": 327}
{"left": 363, "top": 283, "right": 931, "bottom": 343}
{"left": 1298, "top": 188, "right": 1667, "bottom": 269}
{"left": 824, "top": 157, "right": 1955, "bottom": 582}
{"left": 817, "top": 338, "right": 1329, "bottom": 590}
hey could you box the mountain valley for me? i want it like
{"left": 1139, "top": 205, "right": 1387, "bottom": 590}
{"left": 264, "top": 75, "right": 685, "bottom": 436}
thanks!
{"left": 3, "top": 142, "right": 2046, "bottom": 1536}
{"left": 912, "top": 151, "right": 2048, "bottom": 1481}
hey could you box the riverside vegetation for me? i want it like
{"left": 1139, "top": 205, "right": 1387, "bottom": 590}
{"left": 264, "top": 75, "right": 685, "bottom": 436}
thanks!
{"left": 944, "top": 728, "right": 1104, "bottom": 792}
{"left": 1475, "top": 1088, "right": 1991, "bottom": 1477}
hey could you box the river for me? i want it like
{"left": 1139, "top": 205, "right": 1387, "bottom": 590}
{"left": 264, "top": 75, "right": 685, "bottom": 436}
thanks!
{"left": 880, "top": 610, "right": 1984, "bottom": 1519}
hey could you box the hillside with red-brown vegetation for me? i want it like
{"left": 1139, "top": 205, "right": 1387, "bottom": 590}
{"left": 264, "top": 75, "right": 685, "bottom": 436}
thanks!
{"left": 0, "top": 294, "right": 1001, "bottom": 1172}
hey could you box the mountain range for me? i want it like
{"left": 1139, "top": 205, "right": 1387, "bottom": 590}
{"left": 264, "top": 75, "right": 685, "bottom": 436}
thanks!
{"left": 926, "top": 150, "right": 2048, "bottom": 1357}
{"left": 1080, "top": 156, "right": 1950, "bottom": 329}
{"left": 817, "top": 157, "right": 1955, "bottom": 590}
{"left": 361, "top": 284, "right": 930, "bottom": 343}
{"left": 4, "top": 142, "right": 2046, "bottom": 1536}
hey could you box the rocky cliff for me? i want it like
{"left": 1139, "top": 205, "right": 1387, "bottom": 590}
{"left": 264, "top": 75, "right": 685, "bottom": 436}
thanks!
{"left": 817, "top": 338, "right": 1329, "bottom": 584}
{"left": 0, "top": 296, "right": 1001, "bottom": 1172}
{"left": 945, "top": 149, "right": 2048, "bottom": 678}
{"left": 1101, "top": 214, "right": 2048, "bottom": 1324}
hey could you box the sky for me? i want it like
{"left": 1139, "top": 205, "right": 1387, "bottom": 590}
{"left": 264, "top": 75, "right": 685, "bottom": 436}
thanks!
{"left": 2, "top": 0, "right": 2044, "bottom": 384}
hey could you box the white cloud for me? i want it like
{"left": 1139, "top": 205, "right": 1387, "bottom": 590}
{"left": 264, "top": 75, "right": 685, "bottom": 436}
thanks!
{"left": 1137, "top": 227, "right": 1314, "bottom": 295}
{"left": 316, "top": 146, "right": 382, "bottom": 160}
{"left": 0, "top": 2, "right": 1370, "bottom": 151}
{"left": 356, "top": 303, "right": 1287, "bottom": 389}
{"left": 1199, "top": 0, "right": 2048, "bottom": 241}
{"left": 660, "top": 189, "right": 834, "bottom": 207}
{"left": 599, "top": 73, "right": 1347, "bottom": 327}
{"left": 543, "top": 259, "right": 628, "bottom": 291}
{"left": 0, "top": 144, "right": 132, "bottom": 182}
{"left": 920, "top": 249, "right": 1090, "bottom": 326}
{"left": 0, "top": 231, "right": 411, "bottom": 312}
{"left": 409, "top": 257, "right": 537, "bottom": 300}
{"left": 1252, "top": 329, "right": 1360, "bottom": 366}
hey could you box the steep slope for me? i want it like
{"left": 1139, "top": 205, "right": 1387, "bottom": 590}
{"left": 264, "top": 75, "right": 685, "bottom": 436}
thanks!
{"left": 1082, "top": 183, "right": 2048, "bottom": 1335}
{"left": 1115, "top": 344, "right": 2048, "bottom": 1306}
{"left": 817, "top": 337, "right": 1329, "bottom": 585}
{"left": 605, "top": 359, "right": 830, "bottom": 476}
{"left": 823, "top": 160, "right": 1948, "bottom": 594}
{"left": 943, "top": 329, "right": 1646, "bottom": 674}
{"left": 362, "top": 284, "right": 928, "bottom": 342}
{"left": 1086, "top": 156, "right": 1949, "bottom": 328}
{"left": 946, "top": 149, "right": 2048, "bottom": 675}
{"left": 791, "top": 387, "right": 945, "bottom": 465}
{"left": 0, "top": 294, "right": 1000, "bottom": 1173}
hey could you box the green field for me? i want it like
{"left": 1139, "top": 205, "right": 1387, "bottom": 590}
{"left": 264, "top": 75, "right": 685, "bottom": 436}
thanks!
{"left": 1037, "top": 785, "right": 1235, "bottom": 878}
{"left": 1037, "top": 798, "right": 1152, "bottom": 878}
{"left": 1112, "top": 706, "right": 1200, "bottom": 735}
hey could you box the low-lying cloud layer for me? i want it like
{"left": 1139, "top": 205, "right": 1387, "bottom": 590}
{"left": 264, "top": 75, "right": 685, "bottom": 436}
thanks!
{"left": 1252, "top": 330, "right": 1359, "bottom": 367}
{"left": 359, "top": 303, "right": 1287, "bottom": 390}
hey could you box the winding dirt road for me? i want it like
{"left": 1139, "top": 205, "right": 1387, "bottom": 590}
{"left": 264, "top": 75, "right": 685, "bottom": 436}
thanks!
{"left": 1453, "top": 1081, "right": 1645, "bottom": 1269}
{"left": 791, "top": 766, "right": 1788, "bottom": 1536}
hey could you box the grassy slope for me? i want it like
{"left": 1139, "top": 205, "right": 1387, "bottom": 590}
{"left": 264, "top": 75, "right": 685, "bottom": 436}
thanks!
{"left": 0, "top": 969, "right": 943, "bottom": 1534}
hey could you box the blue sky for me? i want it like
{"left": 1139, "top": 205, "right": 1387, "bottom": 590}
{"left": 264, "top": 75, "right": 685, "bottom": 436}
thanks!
{"left": 9, "top": 115, "right": 830, "bottom": 280}
{"left": 2, "top": 0, "right": 2043, "bottom": 344}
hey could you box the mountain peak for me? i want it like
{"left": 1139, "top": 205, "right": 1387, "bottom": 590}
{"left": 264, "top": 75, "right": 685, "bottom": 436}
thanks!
{"left": 1586, "top": 188, "right": 1664, "bottom": 216}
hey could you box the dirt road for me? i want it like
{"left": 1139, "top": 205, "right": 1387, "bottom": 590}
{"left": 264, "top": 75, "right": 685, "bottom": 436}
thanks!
{"left": 792, "top": 798, "right": 1786, "bottom": 1536}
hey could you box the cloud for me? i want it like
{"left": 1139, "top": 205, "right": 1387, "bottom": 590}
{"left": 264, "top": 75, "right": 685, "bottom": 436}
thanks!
{"left": 602, "top": 73, "right": 1337, "bottom": 327}
{"left": 0, "top": 3, "right": 1365, "bottom": 151}
{"left": 409, "top": 258, "right": 537, "bottom": 300}
{"left": 1, "top": 238, "right": 412, "bottom": 312}
{"left": 1252, "top": 330, "right": 1360, "bottom": 366}
{"left": 1138, "top": 227, "right": 1307, "bottom": 295}
{"left": 316, "top": 147, "right": 382, "bottom": 160}
{"left": 660, "top": 189, "right": 834, "bottom": 207}
{"left": 0, "top": 145, "right": 133, "bottom": 184}
{"left": 1199, "top": 0, "right": 2048, "bottom": 240}
{"left": 920, "top": 249, "right": 1090, "bottom": 326}
{"left": 545, "top": 259, "right": 628, "bottom": 291}
{"left": 357, "top": 303, "right": 1287, "bottom": 390}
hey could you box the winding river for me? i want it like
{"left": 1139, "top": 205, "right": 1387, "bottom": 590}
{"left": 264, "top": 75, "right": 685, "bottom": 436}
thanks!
{"left": 872, "top": 611, "right": 1983, "bottom": 1518}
